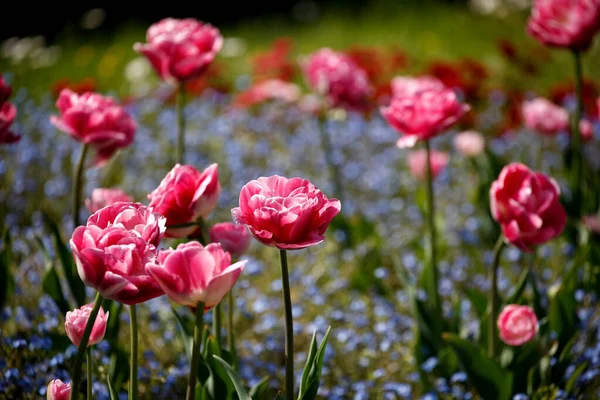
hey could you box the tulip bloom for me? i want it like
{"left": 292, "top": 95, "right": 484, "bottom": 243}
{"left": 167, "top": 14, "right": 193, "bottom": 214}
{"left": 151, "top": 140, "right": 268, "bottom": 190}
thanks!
{"left": 70, "top": 202, "right": 166, "bottom": 305}
{"left": 50, "top": 90, "right": 136, "bottom": 165}
{"left": 148, "top": 163, "right": 220, "bottom": 238}
{"left": 390, "top": 75, "right": 444, "bottom": 98}
{"left": 522, "top": 98, "right": 569, "bottom": 136}
{"left": 497, "top": 305, "right": 538, "bottom": 346}
{"left": 381, "top": 85, "right": 470, "bottom": 148}
{"left": 0, "top": 75, "right": 19, "bottom": 144}
{"left": 134, "top": 18, "right": 223, "bottom": 83}
{"left": 232, "top": 176, "right": 341, "bottom": 250}
{"left": 490, "top": 163, "right": 567, "bottom": 252}
{"left": 47, "top": 379, "right": 71, "bottom": 400}
{"left": 146, "top": 242, "right": 246, "bottom": 309}
{"left": 85, "top": 188, "right": 133, "bottom": 213}
{"left": 303, "top": 48, "right": 372, "bottom": 111}
{"left": 234, "top": 79, "right": 300, "bottom": 108}
{"left": 65, "top": 304, "right": 109, "bottom": 347}
{"left": 406, "top": 149, "right": 449, "bottom": 181}
{"left": 453, "top": 131, "right": 485, "bottom": 157}
{"left": 209, "top": 222, "right": 252, "bottom": 258}
{"left": 527, "top": 0, "right": 600, "bottom": 51}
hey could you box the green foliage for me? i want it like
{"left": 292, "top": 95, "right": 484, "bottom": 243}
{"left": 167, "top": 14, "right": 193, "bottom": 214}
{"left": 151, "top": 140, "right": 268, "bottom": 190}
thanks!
{"left": 0, "top": 229, "right": 15, "bottom": 316}
{"left": 298, "top": 327, "right": 331, "bottom": 400}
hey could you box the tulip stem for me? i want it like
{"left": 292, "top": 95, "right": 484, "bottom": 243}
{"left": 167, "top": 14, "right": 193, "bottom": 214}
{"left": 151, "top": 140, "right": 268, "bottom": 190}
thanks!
{"left": 227, "top": 290, "right": 237, "bottom": 368}
{"left": 213, "top": 304, "right": 222, "bottom": 346}
{"left": 279, "top": 249, "right": 294, "bottom": 400}
{"left": 177, "top": 83, "right": 186, "bottom": 164}
{"left": 186, "top": 301, "right": 205, "bottom": 400}
{"left": 86, "top": 348, "right": 92, "bottom": 400}
{"left": 424, "top": 140, "right": 441, "bottom": 318}
{"left": 129, "top": 305, "right": 138, "bottom": 400}
{"left": 72, "top": 144, "right": 89, "bottom": 229}
{"left": 69, "top": 292, "right": 103, "bottom": 400}
{"left": 571, "top": 50, "right": 584, "bottom": 216}
{"left": 488, "top": 235, "right": 506, "bottom": 358}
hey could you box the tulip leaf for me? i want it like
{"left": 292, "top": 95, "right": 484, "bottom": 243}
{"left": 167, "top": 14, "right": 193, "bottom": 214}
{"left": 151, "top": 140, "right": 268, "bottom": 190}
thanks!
{"left": 213, "top": 355, "right": 252, "bottom": 400}
{"left": 0, "top": 229, "right": 14, "bottom": 314}
{"left": 106, "top": 373, "right": 120, "bottom": 400}
{"left": 204, "top": 337, "right": 234, "bottom": 399}
{"left": 463, "top": 287, "right": 487, "bottom": 317}
{"left": 42, "top": 266, "right": 71, "bottom": 316}
{"left": 298, "top": 330, "right": 319, "bottom": 398}
{"left": 443, "top": 333, "right": 513, "bottom": 400}
{"left": 171, "top": 306, "right": 194, "bottom": 361}
{"left": 249, "top": 376, "right": 270, "bottom": 399}
{"left": 109, "top": 345, "right": 130, "bottom": 393}
{"left": 299, "top": 327, "right": 331, "bottom": 400}
{"left": 548, "top": 285, "right": 578, "bottom": 350}
{"left": 565, "top": 362, "right": 588, "bottom": 394}
{"left": 506, "top": 268, "right": 529, "bottom": 305}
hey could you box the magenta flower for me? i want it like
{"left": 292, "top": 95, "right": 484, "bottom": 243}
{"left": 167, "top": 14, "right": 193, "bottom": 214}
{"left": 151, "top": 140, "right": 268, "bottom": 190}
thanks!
{"left": 527, "top": 0, "right": 600, "bottom": 50}
{"left": 497, "top": 305, "right": 538, "bottom": 346}
{"left": 303, "top": 48, "right": 372, "bottom": 111}
{"left": 232, "top": 176, "right": 341, "bottom": 250}
{"left": 65, "top": 303, "right": 109, "bottom": 347}
{"left": 148, "top": 163, "right": 221, "bottom": 238}
{"left": 86, "top": 188, "right": 133, "bottom": 213}
{"left": 490, "top": 163, "right": 567, "bottom": 252}
{"left": 50, "top": 89, "right": 136, "bottom": 165}
{"left": 209, "top": 222, "right": 252, "bottom": 258}
{"left": 134, "top": 18, "right": 223, "bottom": 83}
{"left": 522, "top": 97, "right": 569, "bottom": 136}
{"left": 0, "top": 75, "right": 20, "bottom": 145}
{"left": 146, "top": 242, "right": 245, "bottom": 310}
{"left": 70, "top": 202, "right": 166, "bottom": 305}
{"left": 47, "top": 379, "right": 71, "bottom": 400}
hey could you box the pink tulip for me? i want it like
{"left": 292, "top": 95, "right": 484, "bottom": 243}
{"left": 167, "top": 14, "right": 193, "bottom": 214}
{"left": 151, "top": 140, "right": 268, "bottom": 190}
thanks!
{"left": 522, "top": 98, "right": 569, "bottom": 136}
{"left": 134, "top": 18, "right": 223, "bottom": 83}
{"left": 391, "top": 75, "right": 444, "bottom": 97}
{"left": 453, "top": 131, "right": 486, "bottom": 157}
{"left": 209, "top": 222, "right": 252, "bottom": 258}
{"left": 234, "top": 79, "right": 300, "bottom": 108}
{"left": 0, "top": 75, "right": 11, "bottom": 105}
{"left": 148, "top": 163, "right": 220, "bottom": 238}
{"left": 497, "top": 305, "right": 538, "bottom": 346}
{"left": 578, "top": 119, "right": 595, "bottom": 142}
{"left": 490, "top": 163, "right": 567, "bottom": 252}
{"left": 406, "top": 149, "right": 449, "bottom": 181}
{"left": 582, "top": 214, "right": 600, "bottom": 233}
{"left": 146, "top": 242, "right": 246, "bottom": 309}
{"left": 65, "top": 303, "right": 109, "bottom": 347}
{"left": 303, "top": 48, "right": 372, "bottom": 111}
{"left": 70, "top": 202, "right": 166, "bottom": 305}
{"left": 527, "top": 0, "right": 600, "bottom": 50}
{"left": 47, "top": 379, "right": 71, "bottom": 400}
{"left": 0, "top": 102, "right": 19, "bottom": 144}
{"left": 381, "top": 86, "right": 470, "bottom": 148}
{"left": 85, "top": 188, "right": 133, "bottom": 213}
{"left": 232, "top": 175, "right": 341, "bottom": 250}
{"left": 50, "top": 89, "right": 136, "bottom": 165}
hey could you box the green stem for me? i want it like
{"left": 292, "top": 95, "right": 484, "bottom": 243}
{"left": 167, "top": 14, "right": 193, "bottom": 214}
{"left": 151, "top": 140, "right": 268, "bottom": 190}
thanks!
{"left": 318, "top": 116, "right": 345, "bottom": 204}
{"left": 279, "top": 249, "right": 294, "bottom": 400}
{"left": 571, "top": 50, "right": 584, "bottom": 217}
{"left": 72, "top": 144, "right": 89, "bottom": 229}
{"left": 129, "top": 305, "right": 138, "bottom": 400}
{"left": 424, "top": 140, "right": 441, "bottom": 316}
{"left": 86, "top": 348, "right": 92, "bottom": 400}
{"left": 227, "top": 290, "right": 237, "bottom": 368}
{"left": 186, "top": 302, "right": 205, "bottom": 400}
{"left": 488, "top": 235, "right": 507, "bottom": 358}
{"left": 177, "top": 83, "right": 186, "bottom": 164}
{"left": 69, "top": 292, "right": 103, "bottom": 400}
{"left": 212, "top": 304, "right": 222, "bottom": 346}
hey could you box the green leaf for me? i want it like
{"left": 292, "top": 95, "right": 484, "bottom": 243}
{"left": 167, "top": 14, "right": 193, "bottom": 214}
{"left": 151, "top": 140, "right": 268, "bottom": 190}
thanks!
{"left": 464, "top": 287, "right": 487, "bottom": 317}
{"left": 106, "top": 373, "right": 120, "bottom": 400}
{"left": 298, "top": 330, "right": 319, "bottom": 398}
{"left": 0, "top": 229, "right": 14, "bottom": 313}
{"left": 548, "top": 285, "right": 578, "bottom": 349}
{"left": 42, "top": 266, "right": 71, "bottom": 316}
{"left": 506, "top": 269, "right": 529, "bottom": 305}
{"left": 299, "top": 327, "right": 331, "bottom": 400}
{"left": 109, "top": 346, "right": 130, "bottom": 392}
{"left": 204, "top": 337, "right": 234, "bottom": 399}
{"left": 212, "top": 355, "right": 252, "bottom": 400}
{"left": 443, "top": 333, "right": 513, "bottom": 400}
{"left": 172, "top": 306, "right": 194, "bottom": 360}
{"left": 249, "top": 376, "right": 270, "bottom": 399}
{"left": 565, "top": 362, "right": 588, "bottom": 394}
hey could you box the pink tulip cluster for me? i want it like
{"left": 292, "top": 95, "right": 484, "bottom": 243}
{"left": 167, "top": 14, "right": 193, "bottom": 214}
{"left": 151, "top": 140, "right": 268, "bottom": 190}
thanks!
{"left": 0, "top": 75, "right": 20, "bottom": 144}
{"left": 51, "top": 90, "right": 136, "bottom": 165}
{"left": 303, "top": 48, "right": 373, "bottom": 112}
{"left": 134, "top": 18, "right": 223, "bottom": 83}
{"left": 490, "top": 163, "right": 567, "bottom": 252}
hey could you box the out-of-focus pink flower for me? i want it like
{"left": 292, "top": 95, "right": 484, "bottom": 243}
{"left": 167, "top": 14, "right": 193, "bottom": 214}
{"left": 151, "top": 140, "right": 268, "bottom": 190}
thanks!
{"left": 303, "top": 48, "right": 372, "bottom": 111}
{"left": 70, "top": 202, "right": 166, "bottom": 305}
{"left": 0, "top": 75, "right": 20, "bottom": 145}
{"left": 134, "top": 18, "right": 223, "bottom": 83}
{"left": 583, "top": 214, "right": 600, "bottom": 233}
{"left": 148, "top": 164, "right": 220, "bottom": 238}
{"left": 0, "top": 75, "right": 12, "bottom": 105}
{"left": 490, "top": 163, "right": 567, "bottom": 252}
{"left": 522, "top": 97, "right": 569, "bottom": 135}
{"left": 497, "top": 304, "right": 538, "bottom": 346}
{"left": 453, "top": 131, "right": 485, "bottom": 157}
{"left": 146, "top": 242, "right": 245, "bottom": 310}
{"left": 47, "top": 379, "right": 71, "bottom": 400}
{"left": 390, "top": 75, "right": 444, "bottom": 97}
{"left": 578, "top": 119, "right": 595, "bottom": 142}
{"left": 381, "top": 86, "right": 470, "bottom": 148}
{"left": 527, "top": 0, "right": 600, "bottom": 50}
{"left": 298, "top": 94, "right": 324, "bottom": 114}
{"left": 65, "top": 304, "right": 109, "bottom": 347}
{"left": 209, "top": 222, "right": 252, "bottom": 258}
{"left": 85, "top": 188, "right": 133, "bottom": 213}
{"left": 232, "top": 176, "right": 341, "bottom": 250}
{"left": 50, "top": 90, "right": 136, "bottom": 165}
{"left": 406, "top": 149, "right": 449, "bottom": 181}
{"left": 234, "top": 79, "right": 300, "bottom": 108}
